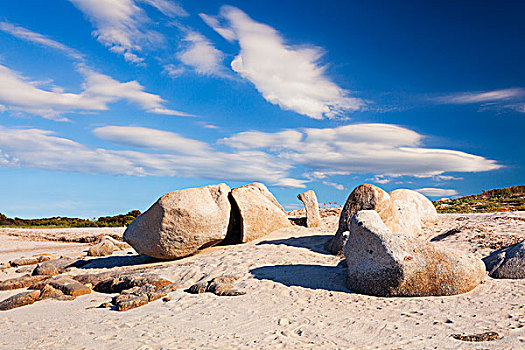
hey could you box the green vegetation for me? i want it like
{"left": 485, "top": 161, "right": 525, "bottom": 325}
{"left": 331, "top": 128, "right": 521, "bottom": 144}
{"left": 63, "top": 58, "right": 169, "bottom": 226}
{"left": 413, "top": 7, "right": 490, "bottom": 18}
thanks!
{"left": 433, "top": 185, "right": 525, "bottom": 213}
{"left": 0, "top": 210, "right": 141, "bottom": 228}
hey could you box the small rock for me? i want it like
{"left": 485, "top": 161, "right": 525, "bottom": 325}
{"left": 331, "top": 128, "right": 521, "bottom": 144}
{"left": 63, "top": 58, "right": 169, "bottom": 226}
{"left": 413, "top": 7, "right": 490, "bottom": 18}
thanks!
{"left": 32, "top": 257, "right": 77, "bottom": 276}
{"left": 297, "top": 190, "right": 321, "bottom": 228}
{"left": 451, "top": 332, "right": 500, "bottom": 342}
{"left": 38, "top": 284, "right": 75, "bottom": 301}
{"left": 115, "top": 294, "right": 149, "bottom": 311}
{"left": 87, "top": 239, "right": 116, "bottom": 257}
{"left": 187, "top": 276, "right": 245, "bottom": 296}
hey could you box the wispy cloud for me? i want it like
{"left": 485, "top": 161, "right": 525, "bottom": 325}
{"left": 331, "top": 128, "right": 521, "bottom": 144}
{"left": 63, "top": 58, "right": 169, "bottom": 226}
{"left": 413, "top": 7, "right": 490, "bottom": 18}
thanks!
{"left": 68, "top": 0, "right": 187, "bottom": 63}
{"left": 0, "top": 64, "right": 191, "bottom": 120}
{"left": 415, "top": 188, "right": 458, "bottom": 197}
{"left": 0, "top": 21, "right": 84, "bottom": 61}
{"left": 201, "top": 6, "right": 365, "bottom": 119}
{"left": 435, "top": 88, "right": 525, "bottom": 104}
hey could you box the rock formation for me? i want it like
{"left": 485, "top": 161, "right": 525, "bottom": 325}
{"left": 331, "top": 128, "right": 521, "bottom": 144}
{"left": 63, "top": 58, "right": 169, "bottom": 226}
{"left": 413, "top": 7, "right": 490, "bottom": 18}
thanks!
{"left": 326, "top": 184, "right": 401, "bottom": 254}
{"left": 343, "top": 210, "right": 486, "bottom": 297}
{"left": 297, "top": 190, "right": 321, "bottom": 228}
{"left": 390, "top": 189, "right": 438, "bottom": 235}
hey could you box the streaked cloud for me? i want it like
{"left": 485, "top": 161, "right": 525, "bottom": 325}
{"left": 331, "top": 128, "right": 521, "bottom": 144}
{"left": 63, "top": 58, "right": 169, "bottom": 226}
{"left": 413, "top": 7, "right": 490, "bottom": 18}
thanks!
{"left": 222, "top": 123, "right": 501, "bottom": 178}
{"left": 435, "top": 88, "right": 525, "bottom": 104}
{"left": 0, "top": 64, "right": 191, "bottom": 120}
{"left": 0, "top": 21, "right": 84, "bottom": 60}
{"left": 415, "top": 188, "right": 458, "bottom": 197}
{"left": 202, "top": 6, "right": 365, "bottom": 119}
{"left": 0, "top": 126, "right": 306, "bottom": 188}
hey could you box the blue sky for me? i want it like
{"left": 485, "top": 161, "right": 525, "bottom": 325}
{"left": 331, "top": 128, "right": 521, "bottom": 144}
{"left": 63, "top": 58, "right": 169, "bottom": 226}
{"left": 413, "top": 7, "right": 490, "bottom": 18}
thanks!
{"left": 0, "top": 0, "right": 523, "bottom": 218}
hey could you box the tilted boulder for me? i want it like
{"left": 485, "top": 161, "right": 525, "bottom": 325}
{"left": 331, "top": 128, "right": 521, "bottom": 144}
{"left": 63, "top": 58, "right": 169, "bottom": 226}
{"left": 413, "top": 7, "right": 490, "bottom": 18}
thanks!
{"left": 230, "top": 183, "right": 290, "bottom": 243}
{"left": 483, "top": 240, "right": 525, "bottom": 279}
{"left": 124, "top": 183, "right": 232, "bottom": 259}
{"left": 326, "top": 184, "right": 401, "bottom": 255}
{"left": 297, "top": 190, "right": 321, "bottom": 228}
{"left": 390, "top": 189, "right": 438, "bottom": 235}
{"left": 343, "top": 210, "right": 485, "bottom": 297}
{"left": 0, "top": 290, "right": 41, "bottom": 311}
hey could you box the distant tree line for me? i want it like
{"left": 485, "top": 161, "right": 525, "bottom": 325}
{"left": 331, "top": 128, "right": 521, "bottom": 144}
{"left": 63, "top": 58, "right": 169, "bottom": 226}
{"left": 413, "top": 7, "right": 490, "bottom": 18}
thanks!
{"left": 0, "top": 210, "right": 141, "bottom": 227}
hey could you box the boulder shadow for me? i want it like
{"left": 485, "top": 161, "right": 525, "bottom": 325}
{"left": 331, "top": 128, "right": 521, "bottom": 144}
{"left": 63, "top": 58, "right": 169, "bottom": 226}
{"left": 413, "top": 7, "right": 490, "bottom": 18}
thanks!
{"left": 78, "top": 254, "right": 161, "bottom": 269}
{"left": 250, "top": 262, "right": 350, "bottom": 292}
{"left": 257, "top": 234, "right": 334, "bottom": 255}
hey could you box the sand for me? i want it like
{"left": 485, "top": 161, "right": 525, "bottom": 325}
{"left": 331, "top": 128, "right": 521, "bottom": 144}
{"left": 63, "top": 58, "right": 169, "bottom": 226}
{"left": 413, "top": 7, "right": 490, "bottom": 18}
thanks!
{"left": 0, "top": 212, "right": 524, "bottom": 349}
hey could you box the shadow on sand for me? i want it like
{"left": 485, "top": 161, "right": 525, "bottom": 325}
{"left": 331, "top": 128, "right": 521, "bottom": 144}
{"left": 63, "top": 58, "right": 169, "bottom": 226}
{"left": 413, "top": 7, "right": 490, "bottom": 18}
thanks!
{"left": 250, "top": 261, "right": 350, "bottom": 292}
{"left": 77, "top": 254, "right": 161, "bottom": 269}
{"left": 257, "top": 234, "right": 333, "bottom": 255}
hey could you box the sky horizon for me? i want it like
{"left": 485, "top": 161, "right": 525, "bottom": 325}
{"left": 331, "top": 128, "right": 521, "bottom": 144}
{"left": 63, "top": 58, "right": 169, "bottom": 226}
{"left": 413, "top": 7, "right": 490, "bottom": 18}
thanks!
{"left": 0, "top": 0, "right": 523, "bottom": 218}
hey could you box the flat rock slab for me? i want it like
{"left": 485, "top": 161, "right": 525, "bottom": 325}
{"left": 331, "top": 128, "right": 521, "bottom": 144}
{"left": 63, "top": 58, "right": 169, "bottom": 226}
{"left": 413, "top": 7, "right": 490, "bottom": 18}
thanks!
{"left": 483, "top": 240, "right": 525, "bottom": 279}
{"left": 32, "top": 257, "right": 78, "bottom": 276}
{"left": 124, "top": 183, "right": 231, "bottom": 259}
{"left": 344, "top": 210, "right": 486, "bottom": 297}
{"left": 0, "top": 274, "right": 50, "bottom": 291}
{"left": 231, "top": 183, "right": 290, "bottom": 243}
{"left": 9, "top": 256, "right": 51, "bottom": 267}
{"left": 0, "top": 290, "right": 41, "bottom": 311}
{"left": 49, "top": 278, "right": 91, "bottom": 297}
{"left": 187, "top": 276, "right": 245, "bottom": 296}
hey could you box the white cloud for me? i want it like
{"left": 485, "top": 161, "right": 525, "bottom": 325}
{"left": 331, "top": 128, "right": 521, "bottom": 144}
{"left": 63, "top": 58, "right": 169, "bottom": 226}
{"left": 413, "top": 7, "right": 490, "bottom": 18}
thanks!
{"left": 0, "top": 21, "right": 84, "bottom": 61}
{"left": 322, "top": 181, "right": 345, "bottom": 190}
{"left": 0, "top": 126, "right": 306, "bottom": 188}
{"left": 68, "top": 0, "right": 186, "bottom": 63}
{"left": 177, "top": 31, "right": 226, "bottom": 76}
{"left": 0, "top": 64, "right": 190, "bottom": 119}
{"left": 93, "top": 126, "right": 209, "bottom": 155}
{"left": 436, "top": 88, "right": 525, "bottom": 104}
{"left": 202, "top": 6, "right": 365, "bottom": 119}
{"left": 415, "top": 188, "right": 458, "bottom": 197}
{"left": 222, "top": 123, "right": 501, "bottom": 178}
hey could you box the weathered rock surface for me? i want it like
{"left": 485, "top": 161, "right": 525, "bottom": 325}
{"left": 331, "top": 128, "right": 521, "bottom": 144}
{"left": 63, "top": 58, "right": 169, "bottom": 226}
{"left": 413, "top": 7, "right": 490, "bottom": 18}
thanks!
{"left": 326, "top": 184, "right": 401, "bottom": 255}
{"left": 124, "top": 183, "right": 232, "bottom": 259}
{"left": 94, "top": 274, "right": 172, "bottom": 293}
{"left": 231, "top": 183, "right": 290, "bottom": 242}
{"left": 343, "top": 210, "right": 486, "bottom": 297}
{"left": 0, "top": 274, "right": 50, "bottom": 291}
{"left": 9, "top": 256, "right": 51, "bottom": 267}
{"left": 115, "top": 294, "right": 149, "bottom": 311}
{"left": 38, "top": 284, "right": 75, "bottom": 301}
{"left": 297, "top": 190, "right": 321, "bottom": 228}
{"left": 390, "top": 189, "right": 438, "bottom": 235}
{"left": 483, "top": 240, "right": 525, "bottom": 279}
{"left": 187, "top": 276, "right": 245, "bottom": 296}
{"left": 0, "top": 290, "right": 41, "bottom": 311}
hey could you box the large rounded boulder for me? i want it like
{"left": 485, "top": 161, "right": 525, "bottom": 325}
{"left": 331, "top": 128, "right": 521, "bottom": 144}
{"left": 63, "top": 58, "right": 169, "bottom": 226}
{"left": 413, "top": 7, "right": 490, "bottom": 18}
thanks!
{"left": 326, "top": 184, "right": 401, "bottom": 255}
{"left": 343, "top": 210, "right": 486, "bottom": 297}
{"left": 389, "top": 189, "right": 438, "bottom": 235}
{"left": 230, "top": 182, "right": 290, "bottom": 243}
{"left": 124, "top": 183, "right": 231, "bottom": 259}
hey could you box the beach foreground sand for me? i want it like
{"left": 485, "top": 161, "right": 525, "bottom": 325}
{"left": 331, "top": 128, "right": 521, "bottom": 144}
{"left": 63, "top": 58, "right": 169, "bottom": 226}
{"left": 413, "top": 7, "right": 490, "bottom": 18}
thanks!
{"left": 0, "top": 212, "right": 524, "bottom": 349}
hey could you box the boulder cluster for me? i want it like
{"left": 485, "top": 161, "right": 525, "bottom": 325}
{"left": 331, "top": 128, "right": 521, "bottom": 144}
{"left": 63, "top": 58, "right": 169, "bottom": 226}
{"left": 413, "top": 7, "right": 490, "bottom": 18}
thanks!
{"left": 123, "top": 182, "right": 290, "bottom": 260}
{"left": 327, "top": 184, "right": 487, "bottom": 297}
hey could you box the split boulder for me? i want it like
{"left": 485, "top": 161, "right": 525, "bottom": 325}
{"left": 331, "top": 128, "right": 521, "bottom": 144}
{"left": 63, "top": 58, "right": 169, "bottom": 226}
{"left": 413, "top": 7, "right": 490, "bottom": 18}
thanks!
{"left": 230, "top": 183, "right": 290, "bottom": 242}
{"left": 343, "top": 210, "right": 485, "bottom": 297}
{"left": 124, "top": 183, "right": 232, "bottom": 259}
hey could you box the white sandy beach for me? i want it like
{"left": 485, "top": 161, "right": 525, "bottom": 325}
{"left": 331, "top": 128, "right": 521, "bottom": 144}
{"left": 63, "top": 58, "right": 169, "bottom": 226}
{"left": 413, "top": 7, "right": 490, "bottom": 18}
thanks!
{"left": 0, "top": 212, "right": 524, "bottom": 349}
